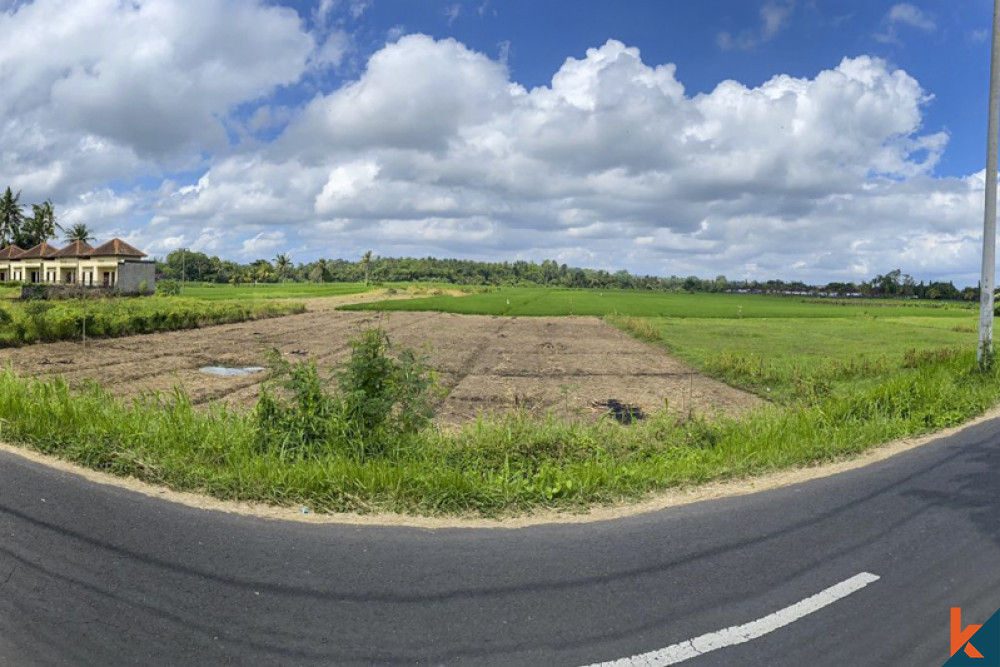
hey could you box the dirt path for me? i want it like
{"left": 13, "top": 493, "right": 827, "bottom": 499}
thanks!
{"left": 0, "top": 301, "right": 762, "bottom": 423}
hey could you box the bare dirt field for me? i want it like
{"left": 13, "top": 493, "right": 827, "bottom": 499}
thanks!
{"left": 0, "top": 299, "right": 762, "bottom": 424}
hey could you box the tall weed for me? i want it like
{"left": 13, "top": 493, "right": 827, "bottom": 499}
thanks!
{"left": 253, "top": 327, "right": 440, "bottom": 460}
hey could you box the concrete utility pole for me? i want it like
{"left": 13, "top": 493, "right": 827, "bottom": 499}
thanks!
{"left": 979, "top": 0, "right": 1000, "bottom": 366}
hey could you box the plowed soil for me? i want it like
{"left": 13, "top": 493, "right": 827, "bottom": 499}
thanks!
{"left": 0, "top": 298, "right": 763, "bottom": 424}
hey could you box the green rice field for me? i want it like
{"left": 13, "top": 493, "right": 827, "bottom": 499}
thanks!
{"left": 340, "top": 287, "right": 974, "bottom": 319}
{"left": 178, "top": 282, "right": 372, "bottom": 300}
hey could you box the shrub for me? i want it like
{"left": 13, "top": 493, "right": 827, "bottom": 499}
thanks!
{"left": 0, "top": 297, "right": 303, "bottom": 347}
{"left": 157, "top": 280, "right": 181, "bottom": 296}
{"left": 22, "top": 301, "right": 55, "bottom": 342}
{"left": 253, "top": 327, "right": 439, "bottom": 460}
{"left": 337, "top": 327, "right": 438, "bottom": 441}
{"left": 254, "top": 357, "right": 340, "bottom": 459}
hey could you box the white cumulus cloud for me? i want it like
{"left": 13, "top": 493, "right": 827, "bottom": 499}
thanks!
{"left": 0, "top": 0, "right": 315, "bottom": 210}
{"left": 154, "top": 35, "right": 981, "bottom": 283}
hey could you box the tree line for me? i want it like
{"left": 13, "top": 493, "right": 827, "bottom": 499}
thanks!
{"left": 157, "top": 249, "right": 976, "bottom": 301}
{"left": 158, "top": 249, "right": 737, "bottom": 291}
{"left": 2, "top": 184, "right": 971, "bottom": 300}
{"left": 0, "top": 187, "right": 95, "bottom": 248}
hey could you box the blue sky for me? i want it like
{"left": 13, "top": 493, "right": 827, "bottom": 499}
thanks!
{"left": 302, "top": 0, "right": 991, "bottom": 177}
{"left": 0, "top": 0, "right": 996, "bottom": 284}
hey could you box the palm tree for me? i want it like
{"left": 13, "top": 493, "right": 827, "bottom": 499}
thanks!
{"left": 37, "top": 199, "right": 57, "bottom": 237}
{"left": 360, "top": 250, "right": 373, "bottom": 286}
{"left": 19, "top": 201, "right": 58, "bottom": 247}
{"left": 275, "top": 253, "right": 291, "bottom": 282}
{"left": 0, "top": 187, "right": 24, "bottom": 247}
{"left": 253, "top": 263, "right": 273, "bottom": 285}
{"left": 64, "top": 223, "right": 95, "bottom": 243}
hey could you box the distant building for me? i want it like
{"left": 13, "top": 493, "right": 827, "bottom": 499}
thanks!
{"left": 0, "top": 238, "right": 155, "bottom": 293}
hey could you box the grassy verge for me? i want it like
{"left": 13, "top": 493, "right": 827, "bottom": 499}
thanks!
{"left": 0, "top": 347, "right": 995, "bottom": 517}
{"left": 0, "top": 297, "right": 305, "bottom": 346}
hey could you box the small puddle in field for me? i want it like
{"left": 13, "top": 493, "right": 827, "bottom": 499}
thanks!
{"left": 199, "top": 366, "right": 266, "bottom": 377}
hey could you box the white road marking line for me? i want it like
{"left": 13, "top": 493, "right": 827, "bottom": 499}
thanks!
{"left": 587, "top": 571, "right": 881, "bottom": 667}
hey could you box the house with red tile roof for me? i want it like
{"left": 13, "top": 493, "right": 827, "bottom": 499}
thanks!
{"left": 0, "top": 238, "right": 154, "bottom": 293}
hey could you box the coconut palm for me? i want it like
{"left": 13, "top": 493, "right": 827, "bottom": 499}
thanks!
{"left": 19, "top": 200, "right": 58, "bottom": 247}
{"left": 275, "top": 253, "right": 292, "bottom": 282}
{"left": 63, "top": 223, "right": 95, "bottom": 243}
{"left": 360, "top": 250, "right": 373, "bottom": 286}
{"left": 317, "top": 258, "right": 330, "bottom": 282}
{"left": 253, "top": 264, "right": 273, "bottom": 284}
{"left": 37, "top": 199, "right": 57, "bottom": 236}
{"left": 0, "top": 187, "right": 24, "bottom": 247}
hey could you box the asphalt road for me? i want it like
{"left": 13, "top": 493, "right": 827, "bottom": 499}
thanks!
{"left": 1, "top": 417, "right": 999, "bottom": 666}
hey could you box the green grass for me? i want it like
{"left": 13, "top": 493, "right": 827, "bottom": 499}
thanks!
{"left": 606, "top": 314, "right": 977, "bottom": 404}
{"left": 179, "top": 282, "right": 372, "bottom": 300}
{"left": 0, "top": 347, "right": 996, "bottom": 516}
{"left": 0, "top": 297, "right": 305, "bottom": 346}
{"left": 342, "top": 287, "right": 974, "bottom": 319}
{"left": 177, "top": 281, "right": 495, "bottom": 301}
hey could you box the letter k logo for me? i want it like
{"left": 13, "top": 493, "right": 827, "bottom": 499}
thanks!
{"left": 953, "top": 608, "right": 985, "bottom": 659}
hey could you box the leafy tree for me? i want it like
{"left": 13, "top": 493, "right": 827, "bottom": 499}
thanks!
{"left": 164, "top": 249, "right": 214, "bottom": 282}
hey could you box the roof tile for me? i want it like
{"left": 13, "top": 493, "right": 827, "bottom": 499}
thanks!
{"left": 17, "top": 242, "right": 63, "bottom": 259}
{"left": 90, "top": 238, "right": 147, "bottom": 258}
{"left": 0, "top": 245, "right": 25, "bottom": 260}
{"left": 53, "top": 240, "right": 95, "bottom": 258}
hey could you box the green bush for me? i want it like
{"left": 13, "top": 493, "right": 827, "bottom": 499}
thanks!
{"left": 0, "top": 297, "right": 304, "bottom": 347}
{"left": 254, "top": 357, "right": 340, "bottom": 459}
{"left": 22, "top": 301, "right": 55, "bottom": 342}
{"left": 337, "top": 328, "right": 438, "bottom": 442}
{"left": 157, "top": 280, "right": 181, "bottom": 296}
{"left": 253, "top": 327, "right": 439, "bottom": 460}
